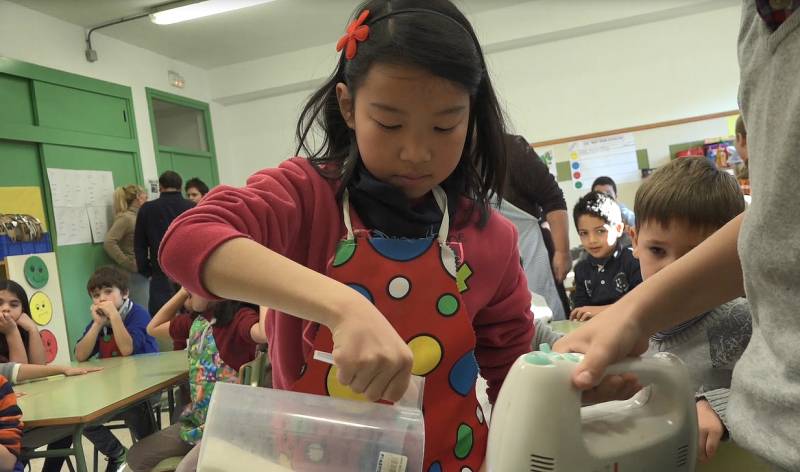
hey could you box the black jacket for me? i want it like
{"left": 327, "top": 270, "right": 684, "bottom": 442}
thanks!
{"left": 573, "top": 244, "right": 642, "bottom": 307}
{"left": 503, "top": 134, "right": 567, "bottom": 220}
{"left": 134, "top": 191, "right": 194, "bottom": 277}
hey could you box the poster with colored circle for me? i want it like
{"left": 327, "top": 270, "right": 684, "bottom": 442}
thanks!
{"left": 40, "top": 329, "right": 58, "bottom": 363}
{"left": 29, "top": 291, "right": 53, "bottom": 325}
{"left": 24, "top": 255, "right": 49, "bottom": 289}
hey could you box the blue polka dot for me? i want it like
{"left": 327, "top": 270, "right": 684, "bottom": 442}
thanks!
{"left": 369, "top": 237, "right": 433, "bottom": 261}
{"left": 347, "top": 283, "right": 374, "bottom": 303}
{"left": 449, "top": 350, "right": 479, "bottom": 397}
{"left": 428, "top": 462, "right": 442, "bottom": 472}
{"left": 571, "top": 162, "right": 580, "bottom": 170}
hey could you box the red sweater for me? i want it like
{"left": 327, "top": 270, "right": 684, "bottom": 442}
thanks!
{"left": 159, "top": 158, "right": 533, "bottom": 402}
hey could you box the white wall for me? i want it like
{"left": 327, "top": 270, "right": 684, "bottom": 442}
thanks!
{"left": 0, "top": 0, "right": 216, "bottom": 184}
{"left": 209, "top": 0, "right": 742, "bottom": 186}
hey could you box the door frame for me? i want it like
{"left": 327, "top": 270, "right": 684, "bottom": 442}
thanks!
{"left": 145, "top": 87, "right": 220, "bottom": 186}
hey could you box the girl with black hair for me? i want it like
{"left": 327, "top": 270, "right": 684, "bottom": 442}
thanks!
{"left": 127, "top": 289, "right": 266, "bottom": 471}
{"left": 0, "top": 280, "right": 46, "bottom": 365}
{"left": 159, "top": 1, "right": 534, "bottom": 469}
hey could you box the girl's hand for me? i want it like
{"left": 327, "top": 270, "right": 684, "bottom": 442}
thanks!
{"left": 0, "top": 313, "right": 17, "bottom": 335}
{"left": 329, "top": 297, "right": 413, "bottom": 403}
{"left": 697, "top": 399, "right": 725, "bottom": 463}
{"left": 63, "top": 366, "right": 103, "bottom": 376}
{"left": 15, "top": 312, "right": 38, "bottom": 332}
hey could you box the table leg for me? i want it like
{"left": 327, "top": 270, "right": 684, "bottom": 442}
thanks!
{"left": 72, "top": 424, "right": 88, "bottom": 472}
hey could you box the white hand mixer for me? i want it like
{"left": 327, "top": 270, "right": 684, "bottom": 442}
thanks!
{"left": 486, "top": 345, "right": 698, "bottom": 471}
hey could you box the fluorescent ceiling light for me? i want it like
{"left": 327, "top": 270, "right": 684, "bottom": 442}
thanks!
{"left": 150, "top": 0, "right": 276, "bottom": 25}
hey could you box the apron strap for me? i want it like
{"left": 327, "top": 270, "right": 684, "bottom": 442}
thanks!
{"left": 341, "top": 186, "right": 450, "bottom": 243}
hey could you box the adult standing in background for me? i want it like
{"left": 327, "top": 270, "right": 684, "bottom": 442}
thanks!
{"left": 184, "top": 177, "right": 209, "bottom": 204}
{"left": 134, "top": 171, "right": 194, "bottom": 315}
{"left": 104, "top": 184, "right": 149, "bottom": 307}
{"left": 502, "top": 134, "right": 572, "bottom": 317}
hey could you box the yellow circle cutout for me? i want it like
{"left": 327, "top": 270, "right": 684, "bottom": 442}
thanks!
{"left": 326, "top": 365, "right": 369, "bottom": 402}
{"left": 408, "top": 335, "right": 443, "bottom": 376}
{"left": 29, "top": 291, "right": 53, "bottom": 325}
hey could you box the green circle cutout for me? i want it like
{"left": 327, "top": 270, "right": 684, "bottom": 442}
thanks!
{"left": 332, "top": 241, "right": 356, "bottom": 267}
{"left": 454, "top": 423, "right": 474, "bottom": 459}
{"left": 437, "top": 294, "right": 459, "bottom": 317}
{"left": 24, "top": 256, "right": 49, "bottom": 289}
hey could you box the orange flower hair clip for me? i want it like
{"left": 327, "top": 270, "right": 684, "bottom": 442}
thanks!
{"left": 336, "top": 10, "right": 370, "bottom": 60}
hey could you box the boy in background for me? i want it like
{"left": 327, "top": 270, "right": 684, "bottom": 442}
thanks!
{"left": 570, "top": 191, "right": 642, "bottom": 320}
{"left": 45, "top": 266, "right": 159, "bottom": 472}
{"left": 633, "top": 158, "right": 749, "bottom": 463}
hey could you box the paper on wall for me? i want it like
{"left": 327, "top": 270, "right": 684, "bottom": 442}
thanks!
{"left": 567, "top": 133, "right": 639, "bottom": 190}
{"left": 47, "top": 169, "right": 115, "bottom": 246}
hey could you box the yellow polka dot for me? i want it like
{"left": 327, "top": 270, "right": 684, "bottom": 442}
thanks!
{"left": 408, "top": 335, "right": 443, "bottom": 376}
{"left": 326, "top": 365, "right": 368, "bottom": 402}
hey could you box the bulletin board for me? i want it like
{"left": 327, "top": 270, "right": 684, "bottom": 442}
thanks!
{"left": 528, "top": 110, "right": 739, "bottom": 247}
{"left": 5, "top": 253, "right": 71, "bottom": 365}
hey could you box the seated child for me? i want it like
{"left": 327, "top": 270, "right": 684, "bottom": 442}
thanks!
{"left": 633, "top": 157, "right": 749, "bottom": 463}
{"left": 0, "top": 375, "right": 22, "bottom": 472}
{"left": 43, "top": 266, "right": 159, "bottom": 472}
{"left": 570, "top": 191, "right": 642, "bottom": 320}
{"left": 147, "top": 288, "right": 198, "bottom": 422}
{"left": 0, "top": 280, "right": 48, "bottom": 365}
{"left": 127, "top": 292, "right": 266, "bottom": 472}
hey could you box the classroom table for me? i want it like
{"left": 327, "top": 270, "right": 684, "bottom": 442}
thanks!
{"left": 16, "top": 350, "right": 188, "bottom": 472}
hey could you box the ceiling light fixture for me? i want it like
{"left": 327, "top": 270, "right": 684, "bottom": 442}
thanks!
{"left": 150, "top": 0, "right": 277, "bottom": 25}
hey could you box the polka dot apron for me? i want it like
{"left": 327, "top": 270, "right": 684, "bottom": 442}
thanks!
{"left": 290, "top": 187, "right": 487, "bottom": 472}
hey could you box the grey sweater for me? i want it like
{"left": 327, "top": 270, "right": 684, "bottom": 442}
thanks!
{"left": 646, "top": 299, "right": 752, "bottom": 431}
{"left": 733, "top": 2, "right": 800, "bottom": 470}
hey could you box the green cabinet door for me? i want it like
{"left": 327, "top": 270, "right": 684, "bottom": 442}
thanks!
{"left": 0, "top": 74, "right": 35, "bottom": 126}
{"left": 34, "top": 81, "right": 132, "bottom": 139}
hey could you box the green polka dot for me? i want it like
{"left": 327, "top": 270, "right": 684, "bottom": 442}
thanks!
{"left": 332, "top": 241, "right": 356, "bottom": 267}
{"left": 574, "top": 181, "right": 583, "bottom": 189}
{"left": 437, "top": 294, "right": 459, "bottom": 316}
{"left": 454, "top": 423, "right": 473, "bottom": 459}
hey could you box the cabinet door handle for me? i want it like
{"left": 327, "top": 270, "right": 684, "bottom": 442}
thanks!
{"left": 123, "top": 110, "right": 128, "bottom": 122}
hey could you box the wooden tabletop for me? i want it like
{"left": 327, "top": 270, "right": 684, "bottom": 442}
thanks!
{"left": 16, "top": 350, "right": 188, "bottom": 428}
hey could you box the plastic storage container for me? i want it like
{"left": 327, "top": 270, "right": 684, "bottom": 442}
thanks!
{"left": 198, "top": 383, "right": 425, "bottom": 472}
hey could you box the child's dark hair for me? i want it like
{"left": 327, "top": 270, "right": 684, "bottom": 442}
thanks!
{"left": 212, "top": 300, "right": 259, "bottom": 328}
{"left": 87, "top": 266, "right": 129, "bottom": 294}
{"left": 591, "top": 176, "right": 618, "bottom": 197}
{"left": 634, "top": 157, "right": 745, "bottom": 234}
{"left": 0, "top": 280, "right": 31, "bottom": 361}
{"left": 185, "top": 177, "right": 209, "bottom": 196}
{"left": 295, "top": 0, "right": 508, "bottom": 225}
{"left": 573, "top": 191, "right": 622, "bottom": 228}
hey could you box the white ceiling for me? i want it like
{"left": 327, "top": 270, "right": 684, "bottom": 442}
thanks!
{"left": 10, "top": 0, "right": 532, "bottom": 69}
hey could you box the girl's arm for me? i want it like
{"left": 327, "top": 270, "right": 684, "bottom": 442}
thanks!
{"left": 16, "top": 363, "right": 102, "bottom": 382}
{"left": 2, "top": 330, "right": 28, "bottom": 365}
{"left": 16, "top": 314, "right": 46, "bottom": 365}
{"left": 148, "top": 288, "right": 189, "bottom": 339}
{"left": 202, "top": 238, "right": 413, "bottom": 402}
{"left": 249, "top": 306, "right": 268, "bottom": 344}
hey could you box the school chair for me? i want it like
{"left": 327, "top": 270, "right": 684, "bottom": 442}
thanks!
{"left": 150, "top": 345, "right": 271, "bottom": 472}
